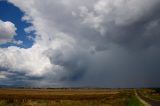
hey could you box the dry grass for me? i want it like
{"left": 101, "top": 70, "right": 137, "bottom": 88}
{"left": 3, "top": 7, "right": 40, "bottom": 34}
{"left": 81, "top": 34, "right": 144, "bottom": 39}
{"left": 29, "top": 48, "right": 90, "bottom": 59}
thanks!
{"left": 140, "top": 88, "right": 160, "bottom": 100}
{"left": 0, "top": 88, "right": 135, "bottom": 106}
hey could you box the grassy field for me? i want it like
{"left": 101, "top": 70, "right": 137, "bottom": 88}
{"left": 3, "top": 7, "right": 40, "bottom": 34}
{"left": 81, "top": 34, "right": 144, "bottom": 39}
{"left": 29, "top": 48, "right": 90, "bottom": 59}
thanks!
{"left": 140, "top": 88, "right": 160, "bottom": 100}
{"left": 127, "top": 95, "right": 144, "bottom": 106}
{"left": 0, "top": 88, "right": 143, "bottom": 106}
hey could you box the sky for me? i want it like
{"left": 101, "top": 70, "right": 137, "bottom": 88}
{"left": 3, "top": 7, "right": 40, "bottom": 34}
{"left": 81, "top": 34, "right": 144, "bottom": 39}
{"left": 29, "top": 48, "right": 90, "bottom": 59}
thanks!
{"left": 0, "top": 1, "right": 34, "bottom": 48}
{"left": 0, "top": 0, "right": 160, "bottom": 87}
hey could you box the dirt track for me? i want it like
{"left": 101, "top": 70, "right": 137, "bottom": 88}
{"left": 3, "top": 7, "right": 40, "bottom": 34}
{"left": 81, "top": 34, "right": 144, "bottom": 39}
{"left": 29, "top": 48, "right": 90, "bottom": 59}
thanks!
{"left": 137, "top": 91, "right": 160, "bottom": 106}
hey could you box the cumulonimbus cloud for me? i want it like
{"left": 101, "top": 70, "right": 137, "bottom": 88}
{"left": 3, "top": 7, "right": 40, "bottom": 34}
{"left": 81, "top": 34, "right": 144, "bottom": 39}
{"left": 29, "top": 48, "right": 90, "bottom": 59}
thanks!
{"left": 0, "top": 0, "right": 160, "bottom": 87}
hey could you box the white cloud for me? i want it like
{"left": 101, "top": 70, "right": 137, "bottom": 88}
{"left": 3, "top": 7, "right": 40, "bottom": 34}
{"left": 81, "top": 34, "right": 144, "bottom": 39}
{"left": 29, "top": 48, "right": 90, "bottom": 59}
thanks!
{"left": 27, "top": 35, "right": 34, "bottom": 41}
{"left": 12, "top": 39, "right": 23, "bottom": 45}
{"left": 0, "top": 74, "right": 6, "bottom": 79}
{"left": 0, "top": 44, "right": 52, "bottom": 77}
{"left": 24, "top": 26, "right": 35, "bottom": 33}
{"left": 0, "top": 20, "right": 17, "bottom": 43}
{"left": 0, "top": 31, "right": 78, "bottom": 81}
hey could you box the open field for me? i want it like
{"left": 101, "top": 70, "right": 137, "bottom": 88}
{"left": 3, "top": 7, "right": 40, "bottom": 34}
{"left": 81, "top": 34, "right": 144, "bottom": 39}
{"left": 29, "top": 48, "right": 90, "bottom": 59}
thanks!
{"left": 140, "top": 88, "right": 160, "bottom": 101}
{"left": 0, "top": 88, "right": 144, "bottom": 106}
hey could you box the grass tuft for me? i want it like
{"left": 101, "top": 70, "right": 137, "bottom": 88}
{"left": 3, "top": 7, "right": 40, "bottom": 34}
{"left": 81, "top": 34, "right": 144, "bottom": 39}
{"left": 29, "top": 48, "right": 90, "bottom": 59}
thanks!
{"left": 127, "top": 96, "right": 144, "bottom": 106}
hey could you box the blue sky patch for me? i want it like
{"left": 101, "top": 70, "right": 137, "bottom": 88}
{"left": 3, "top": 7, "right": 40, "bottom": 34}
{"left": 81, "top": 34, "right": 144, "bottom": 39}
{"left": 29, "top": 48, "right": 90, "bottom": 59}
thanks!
{"left": 0, "top": 1, "right": 34, "bottom": 48}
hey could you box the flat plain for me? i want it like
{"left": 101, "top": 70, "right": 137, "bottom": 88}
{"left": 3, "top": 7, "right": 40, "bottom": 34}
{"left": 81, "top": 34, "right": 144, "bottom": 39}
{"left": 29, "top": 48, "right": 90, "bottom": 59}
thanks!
{"left": 0, "top": 88, "right": 144, "bottom": 106}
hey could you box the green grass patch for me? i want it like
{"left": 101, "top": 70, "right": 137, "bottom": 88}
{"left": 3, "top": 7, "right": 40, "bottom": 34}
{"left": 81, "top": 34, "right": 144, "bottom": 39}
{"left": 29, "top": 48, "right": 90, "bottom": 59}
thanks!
{"left": 127, "top": 96, "right": 144, "bottom": 106}
{"left": 148, "top": 95, "right": 160, "bottom": 100}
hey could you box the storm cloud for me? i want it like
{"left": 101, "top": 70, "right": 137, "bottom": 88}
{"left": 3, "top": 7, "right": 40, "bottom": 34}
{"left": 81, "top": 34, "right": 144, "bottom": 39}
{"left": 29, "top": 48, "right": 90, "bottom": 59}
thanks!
{"left": 0, "top": 0, "right": 160, "bottom": 87}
